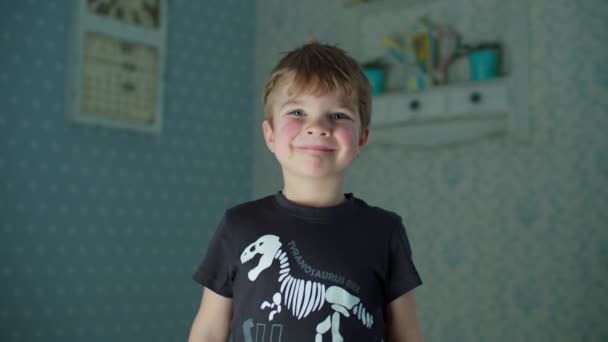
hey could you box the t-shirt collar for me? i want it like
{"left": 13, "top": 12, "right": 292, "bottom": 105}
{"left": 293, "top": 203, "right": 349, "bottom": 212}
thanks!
{"left": 274, "top": 191, "right": 356, "bottom": 221}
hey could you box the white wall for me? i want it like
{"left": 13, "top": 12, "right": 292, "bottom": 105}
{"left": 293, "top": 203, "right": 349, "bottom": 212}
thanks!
{"left": 252, "top": 0, "right": 608, "bottom": 340}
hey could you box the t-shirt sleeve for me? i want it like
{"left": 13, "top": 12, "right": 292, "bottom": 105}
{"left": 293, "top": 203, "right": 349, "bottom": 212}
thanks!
{"left": 385, "top": 218, "right": 423, "bottom": 303}
{"left": 192, "top": 213, "right": 236, "bottom": 298}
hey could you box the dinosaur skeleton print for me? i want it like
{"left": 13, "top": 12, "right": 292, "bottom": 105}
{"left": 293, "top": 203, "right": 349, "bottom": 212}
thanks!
{"left": 241, "top": 234, "right": 373, "bottom": 342}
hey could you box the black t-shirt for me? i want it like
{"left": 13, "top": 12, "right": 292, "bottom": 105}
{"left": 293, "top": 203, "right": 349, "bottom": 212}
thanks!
{"left": 193, "top": 192, "right": 422, "bottom": 342}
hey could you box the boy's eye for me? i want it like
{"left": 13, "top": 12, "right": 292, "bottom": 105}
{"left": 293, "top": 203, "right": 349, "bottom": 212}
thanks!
{"left": 330, "top": 112, "right": 350, "bottom": 120}
{"left": 288, "top": 109, "right": 305, "bottom": 116}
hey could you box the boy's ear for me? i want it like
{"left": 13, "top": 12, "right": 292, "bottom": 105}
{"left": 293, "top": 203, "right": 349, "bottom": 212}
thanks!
{"left": 262, "top": 120, "right": 275, "bottom": 152}
{"left": 358, "top": 128, "right": 370, "bottom": 148}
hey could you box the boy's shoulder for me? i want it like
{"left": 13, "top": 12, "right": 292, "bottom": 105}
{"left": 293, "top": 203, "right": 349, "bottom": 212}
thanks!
{"left": 351, "top": 196, "right": 404, "bottom": 225}
{"left": 220, "top": 194, "right": 277, "bottom": 222}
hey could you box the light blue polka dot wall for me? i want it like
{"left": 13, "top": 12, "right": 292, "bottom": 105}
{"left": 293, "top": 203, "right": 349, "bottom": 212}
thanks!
{"left": 0, "top": 1, "right": 255, "bottom": 341}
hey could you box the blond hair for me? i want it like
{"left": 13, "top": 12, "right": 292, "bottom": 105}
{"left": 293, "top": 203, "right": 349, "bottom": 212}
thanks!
{"left": 262, "top": 42, "right": 371, "bottom": 132}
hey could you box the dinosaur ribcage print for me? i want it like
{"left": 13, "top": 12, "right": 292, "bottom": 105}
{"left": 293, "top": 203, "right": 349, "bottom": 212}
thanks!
{"left": 279, "top": 273, "right": 326, "bottom": 319}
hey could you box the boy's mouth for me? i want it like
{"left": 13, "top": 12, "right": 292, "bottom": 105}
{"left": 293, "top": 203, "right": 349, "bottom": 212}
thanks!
{"left": 297, "top": 145, "right": 335, "bottom": 152}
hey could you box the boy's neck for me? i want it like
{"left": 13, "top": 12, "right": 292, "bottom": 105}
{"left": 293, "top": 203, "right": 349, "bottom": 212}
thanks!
{"left": 282, "top": 176, "right": 346, "bottom": 208}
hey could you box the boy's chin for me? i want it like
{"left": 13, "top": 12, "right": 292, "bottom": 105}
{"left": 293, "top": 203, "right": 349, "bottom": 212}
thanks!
{"left": 283, "top": 166, "right": 346, "bottom": 180}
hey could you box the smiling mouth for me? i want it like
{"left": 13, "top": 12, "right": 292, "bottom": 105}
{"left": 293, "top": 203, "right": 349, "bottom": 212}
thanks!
{"left": 298, "top": 145, "right": 335, "bottom": 152}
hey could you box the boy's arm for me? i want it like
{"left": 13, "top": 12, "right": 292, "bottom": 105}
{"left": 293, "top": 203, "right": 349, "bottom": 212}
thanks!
{"left": 385, "top": 290, "right": 424, "bottom": 342}
{"left": 188, "top": 287, "right": 233, "bottom": 342}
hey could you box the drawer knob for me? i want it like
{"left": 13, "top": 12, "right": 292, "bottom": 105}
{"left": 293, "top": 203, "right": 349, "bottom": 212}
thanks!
{"left": 470, "top": 92, "right": 482, "bottom": 103}
{"left": 409, "top": 99, "right": 421, "bottom": 110}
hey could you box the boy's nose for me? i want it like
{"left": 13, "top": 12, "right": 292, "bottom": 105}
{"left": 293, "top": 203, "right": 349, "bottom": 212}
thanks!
{"left": 306, "top": 119, "right": 331, "bottom": 136}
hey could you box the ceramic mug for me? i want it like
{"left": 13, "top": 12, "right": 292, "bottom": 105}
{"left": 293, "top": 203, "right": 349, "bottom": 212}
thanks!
{"left": 469, "top": 50, "right": 498, "bottom": 81}
{"left": 363, "top": 68, "right": 386, "bottom": 95}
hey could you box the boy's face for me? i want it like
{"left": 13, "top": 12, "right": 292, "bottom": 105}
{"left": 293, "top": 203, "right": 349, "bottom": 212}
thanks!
{"left": 262, "top": 81, "right": 369, "bottom": 180}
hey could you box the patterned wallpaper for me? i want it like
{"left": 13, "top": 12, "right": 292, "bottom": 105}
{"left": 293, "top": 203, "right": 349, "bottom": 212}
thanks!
{"left": 253, "top": 0, "right": 608, "bottom": 341}
{"left": 0, "top": 1, "right": 254, "bottom": 341}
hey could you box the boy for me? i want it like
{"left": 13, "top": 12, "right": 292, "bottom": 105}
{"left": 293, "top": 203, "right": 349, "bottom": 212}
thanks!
{"left": 188, "top": 42, "right": 423, "bottom": 342}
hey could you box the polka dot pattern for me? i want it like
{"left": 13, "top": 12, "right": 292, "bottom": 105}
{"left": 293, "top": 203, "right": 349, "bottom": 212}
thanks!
{"left": 0, "top": 0, "right": 254, "bottom": 341}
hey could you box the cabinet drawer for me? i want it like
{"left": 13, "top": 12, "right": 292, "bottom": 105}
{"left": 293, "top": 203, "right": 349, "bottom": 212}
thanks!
{"left": 372, "top": 90, "right": 446, "bottom": 126}
{"left": 447, "top": 81, "right": 508, "bottom": 117}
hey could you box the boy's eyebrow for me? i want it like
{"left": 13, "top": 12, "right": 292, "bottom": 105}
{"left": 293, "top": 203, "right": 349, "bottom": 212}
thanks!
{"left": 279, "top": 99, "right": 304, "bottom": 109}
{"left": 279, "top": 98, "right": 356, "bottom": 113}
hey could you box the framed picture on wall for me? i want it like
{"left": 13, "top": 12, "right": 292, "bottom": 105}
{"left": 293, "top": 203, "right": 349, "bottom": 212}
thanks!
{"left": 65, "top": 0, "right": 167, "bottom": 133}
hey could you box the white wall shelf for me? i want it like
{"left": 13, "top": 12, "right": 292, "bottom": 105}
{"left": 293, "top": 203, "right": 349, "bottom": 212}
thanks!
{"left": 369, "top": 79, "right": 509, "bottom": 147}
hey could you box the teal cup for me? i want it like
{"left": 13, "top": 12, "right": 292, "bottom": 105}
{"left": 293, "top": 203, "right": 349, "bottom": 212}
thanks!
{"left": 363, "top": 68, "right": 386, "bottom": 95}
{"left": 469, "top": 50, "right": 498, "bottom": 81}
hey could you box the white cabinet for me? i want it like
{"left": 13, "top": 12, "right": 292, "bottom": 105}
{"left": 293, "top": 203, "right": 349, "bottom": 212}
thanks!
{"left": 372, "top": 88, "right": 446, "bottom": 126}
{"left": 446, "top": 80, "right": 508, "bottom": 118}
{"left": 369, "top": 79, "right": 511, "bottom": 147}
